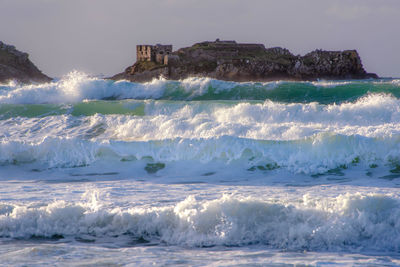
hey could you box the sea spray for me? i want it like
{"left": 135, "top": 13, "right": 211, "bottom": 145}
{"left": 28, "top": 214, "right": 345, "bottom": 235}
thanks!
{"left": 0, "top": 134, "right": 399, "bottom": 175}
{"left": 1, "top": 75, "right": 400, "bottom": 266}
{"left": 1, "top": 71, "right": 400, "bottom": 104}
{"left": 0, "top": 91, "right": 400, "bottom": 174}
{"left": 1, "top": 192, "right": 399, "bottom": 252}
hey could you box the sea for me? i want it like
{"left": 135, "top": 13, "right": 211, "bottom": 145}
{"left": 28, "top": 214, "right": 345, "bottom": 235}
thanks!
{"left": 0, "top": 71, "right": 400, "bottom": 266}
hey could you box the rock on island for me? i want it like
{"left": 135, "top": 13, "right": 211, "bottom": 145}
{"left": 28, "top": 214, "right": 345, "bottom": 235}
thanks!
{"left": 0, "top": 41, "right": 51, "bottom": 84}
{"left": 111, "top": 39, "right": 378, "bottom": 82}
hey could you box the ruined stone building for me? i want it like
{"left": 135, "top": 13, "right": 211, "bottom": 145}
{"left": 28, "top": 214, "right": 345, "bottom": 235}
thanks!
{"left": 136, "top": 44, "right": 172, "bottom": 65}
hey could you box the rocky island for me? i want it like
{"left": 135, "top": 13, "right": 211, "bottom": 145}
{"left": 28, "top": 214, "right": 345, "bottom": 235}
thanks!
{"left": 111, "top": 39, "right": 378, "bottom": 82}
{"left": 0, "top": 41, "right": 51, "bottom": 84}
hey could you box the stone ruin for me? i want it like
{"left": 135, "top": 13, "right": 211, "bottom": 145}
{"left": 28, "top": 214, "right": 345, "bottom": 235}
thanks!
{"left": 136, "top": 44, "right": 172, "bottom": 65}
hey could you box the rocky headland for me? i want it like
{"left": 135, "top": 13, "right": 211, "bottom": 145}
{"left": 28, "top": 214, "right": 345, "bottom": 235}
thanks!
{"left": 0, "top": 41, "right": 51, "bottom": 84}
{"left": 111, "top": 40, "right": 378, "bottom": 82}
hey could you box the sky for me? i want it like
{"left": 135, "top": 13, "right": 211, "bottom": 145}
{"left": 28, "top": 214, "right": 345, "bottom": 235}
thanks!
{"left": 0, "top": 0, "right": 399, "bottom": 78}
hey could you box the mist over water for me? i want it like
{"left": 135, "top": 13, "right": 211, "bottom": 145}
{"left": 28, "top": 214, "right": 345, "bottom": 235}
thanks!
{"left": 1, "top": 72, "right": 400, "bottom": 266}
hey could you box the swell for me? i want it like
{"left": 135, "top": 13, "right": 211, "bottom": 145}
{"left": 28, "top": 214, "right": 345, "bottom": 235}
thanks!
{"left": 0, "top": 71, "right": 399, "bottom": 104}
{"left": 1, "top": 193, "right": 399, "bottom": 252}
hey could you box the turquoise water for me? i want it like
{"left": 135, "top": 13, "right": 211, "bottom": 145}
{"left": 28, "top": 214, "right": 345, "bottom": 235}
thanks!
{"left": 0, "top": 73, "right": 400, "bottom": 266}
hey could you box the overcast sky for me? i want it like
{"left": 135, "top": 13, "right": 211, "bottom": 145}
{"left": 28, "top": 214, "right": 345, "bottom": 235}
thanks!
{"left": 1, "top": 0, "right": 399, "bottom": 78}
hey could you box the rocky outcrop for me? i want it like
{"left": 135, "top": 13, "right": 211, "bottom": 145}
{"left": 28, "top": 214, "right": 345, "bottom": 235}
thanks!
{"left": 111, "top": 40, "right": 378, "bottom": 82}
{"left": 0, "top": 41, "right": 52, "bottom": 84}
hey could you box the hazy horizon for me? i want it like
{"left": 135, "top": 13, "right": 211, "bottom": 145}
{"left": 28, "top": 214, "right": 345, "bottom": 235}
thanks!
{"left": 1, "top": 0, "right": 399, "bottom": 78}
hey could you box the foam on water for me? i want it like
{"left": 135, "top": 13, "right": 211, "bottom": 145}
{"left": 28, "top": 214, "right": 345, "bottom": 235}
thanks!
{"left": 1, "top": 94, "right": 400, "bottom": 139}
{"left": 1, "top": 132, "right": 400, "bottom": 175}
{"left": 1, "top": 74, "right": 400, "bottom": 265}
{"left": 0, "top": 192, "right": 399, "bottom": 252}
{"left": 0, "top": 93, "right": 399, "bottom": 174}
{"left": 0, "top": 72, "right": 168, "bottom": 104}
{"left": 1, "top": 71, "right": 400, "bottom": 104}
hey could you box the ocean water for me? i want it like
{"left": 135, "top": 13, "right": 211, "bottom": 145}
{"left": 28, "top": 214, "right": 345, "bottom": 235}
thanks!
{"left": 1, "top": 72, "right": 400, "bottom": 266}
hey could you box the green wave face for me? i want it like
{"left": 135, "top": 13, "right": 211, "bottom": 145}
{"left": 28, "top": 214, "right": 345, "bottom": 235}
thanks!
{"left": 0, "top": 104, "right": 67, "bottom": 119}
{"left": 186, "top": 81, "right": 400, "bottom": 104}
{"left": 1, "top": 78, "right": 399, "bottom": 118}
{"left": 70, "top": 101, "right": 145, "bottom": 116}
{"left": 0, "top": 101, "right": 146, "bottom": 119}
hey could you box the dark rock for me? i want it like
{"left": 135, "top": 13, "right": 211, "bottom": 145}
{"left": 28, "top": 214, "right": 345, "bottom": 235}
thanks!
{"left": 0, "top": 41, "right": 52, "bottom": 84}
{"left": 110, "top": 40, "right": 378, "bottom": 82}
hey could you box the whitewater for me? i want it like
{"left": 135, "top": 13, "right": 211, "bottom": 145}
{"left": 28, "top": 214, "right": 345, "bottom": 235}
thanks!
{"left": 1, "top": 72, "right": 400, "bottom": 266}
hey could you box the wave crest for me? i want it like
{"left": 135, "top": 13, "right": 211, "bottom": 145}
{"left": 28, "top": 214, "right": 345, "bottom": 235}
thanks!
{"left": 1, "top": 193, "right": 399, "bottom": 251}
{"left": 1, "top": 71, "right": 399, "bottom": 104}
{"left": 1, "top": 134, "right": 399, "bottom": 175}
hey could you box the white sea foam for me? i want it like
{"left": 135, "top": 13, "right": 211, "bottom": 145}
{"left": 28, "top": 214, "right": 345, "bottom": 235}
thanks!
{"left": 2, "top": 73, "right": 400, "bottom": 266}
{"left": 310, "top": 80, "right": 354, "bottom": 87}
{"left": 0, "top": 72, "right": 222, "bottom": 104}
{"left": 1, "top": 73, "right": 400, "bottom": 265}
{"left": 2, "top": 71, "right": 397, "bottom": 104}
{"left": 1, "top": 193, "right": 399, "bottom": 251}
{"left": 0, "top": 71, "right": 169, "bottom": 104}
{"left": 0, "top": 133, "right": 399, "bottom": 174}
{"left": 312, "top": 78, "right": 400, "bottom": 88}
{"left": 0, "top": 72, "right": 287, "bottom": 104}
{"left": 0, "top": 93, "right": 399, "bottom": 173}
{"left": 1, "top": 93, "right": 399, "bottom": 140}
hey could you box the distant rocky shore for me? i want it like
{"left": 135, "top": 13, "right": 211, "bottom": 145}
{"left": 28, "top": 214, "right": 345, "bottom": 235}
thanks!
{"left": 0, "top": 41, "right": 51, "bottom": 84}
{"left": 0, "top": 40, "right": 379, "bottom": 85}
{"left": 111, "top": 40, "right": 378, "bottom": 82}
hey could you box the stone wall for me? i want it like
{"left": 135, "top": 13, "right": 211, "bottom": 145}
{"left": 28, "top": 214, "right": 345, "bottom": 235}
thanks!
{"left": 136, "top": 45, "right": 153, "bottom": 62}
{"left": 136, "top": 44, "right": 172, "bottom": 64}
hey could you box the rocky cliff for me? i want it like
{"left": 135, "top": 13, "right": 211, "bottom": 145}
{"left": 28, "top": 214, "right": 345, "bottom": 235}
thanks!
{"left": 111, "top": 40, "right": 378, "bottom": 82}
{"left": 0, "top": 41, "right": 51, "bottom": 84}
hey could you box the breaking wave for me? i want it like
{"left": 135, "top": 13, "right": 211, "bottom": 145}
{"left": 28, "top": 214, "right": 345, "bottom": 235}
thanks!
{"left": 1, "top": 193, "right": 399, "bottom": 252}
{"left": 0, "top": 92, "right": 399, "bottom": 174}
{"left": 0, "top": 134, "right": 399, "bottom": 175}
{"left": 0, "top": 71, "right": 399, "bottom": 104}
